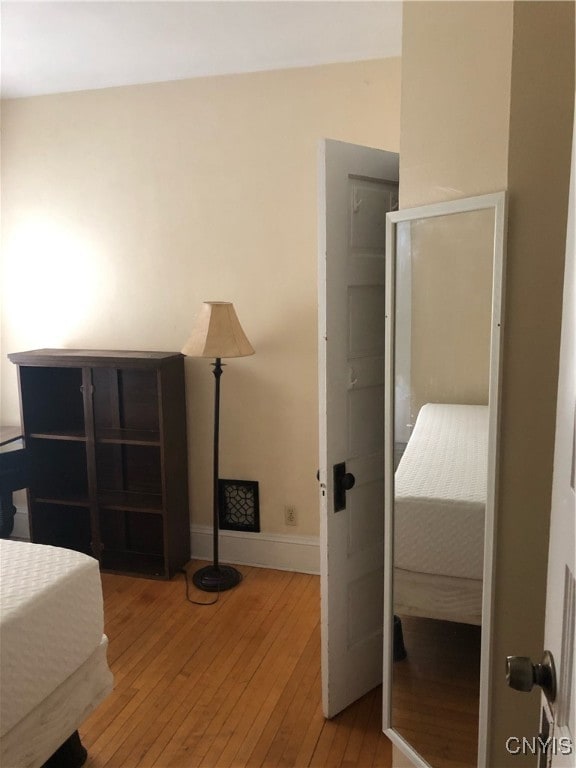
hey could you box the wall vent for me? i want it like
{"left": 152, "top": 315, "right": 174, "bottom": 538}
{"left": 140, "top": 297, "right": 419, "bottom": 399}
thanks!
{"left": 218, "top": 479, "right": 260, "bottom": 533}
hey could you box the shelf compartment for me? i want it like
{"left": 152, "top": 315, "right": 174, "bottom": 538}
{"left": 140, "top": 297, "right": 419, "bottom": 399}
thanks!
{"left": 98, "top": 490, "right": 163, "bottom": 513}
{"left": 20, "top": 366, "right": 85, "bottom": 434}
{"left": 29, "top": 431, "right": 87, "bottom": 442}
{"left": 99, "top": 508, "right": 165, "bottom": 577}
{"left": 100, "top": 551, "right": 166, "bottom": 578}
{"left": 96, "top": 443, "right": 162, "bottom": 496}
{"left": 95, "top": 428, "right": 161, "bottom": 446}
{"left": 31, "top": 503, "right": 93, "bottom": 556}
{"left": 33, "top": 495, "right": 91, "bottom": 508}
{"left": 29, "top": 439, "right": 89, "bottom": 502}
{"left": 93, "top": 368, "right": 160, "bottom": 433}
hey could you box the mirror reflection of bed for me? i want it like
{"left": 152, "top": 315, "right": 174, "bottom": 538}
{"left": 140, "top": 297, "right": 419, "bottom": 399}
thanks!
{"left": 392, "top": 402, "right": 486, "bottom": 767}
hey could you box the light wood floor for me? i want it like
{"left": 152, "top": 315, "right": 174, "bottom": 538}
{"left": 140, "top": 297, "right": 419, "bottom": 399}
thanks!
{"left": 392, "top": 616, "right": 481, "bottom": 768}
{"left": 80, "top": 562, "right": 392, "bottom": 768}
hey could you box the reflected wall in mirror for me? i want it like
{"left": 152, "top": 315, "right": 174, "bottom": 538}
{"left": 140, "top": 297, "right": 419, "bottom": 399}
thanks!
{"left": 384, "top": 193, "right": 506, "bottom": 768}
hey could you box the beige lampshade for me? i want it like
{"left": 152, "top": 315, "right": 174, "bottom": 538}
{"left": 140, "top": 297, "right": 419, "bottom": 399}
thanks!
{"left": 182, "top": 302, "right": 255, "bottom": 358}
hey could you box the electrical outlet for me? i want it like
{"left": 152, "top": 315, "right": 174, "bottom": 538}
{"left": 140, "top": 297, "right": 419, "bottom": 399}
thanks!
{"left": 284, "top": 506, "right": 297, "bottom": 526}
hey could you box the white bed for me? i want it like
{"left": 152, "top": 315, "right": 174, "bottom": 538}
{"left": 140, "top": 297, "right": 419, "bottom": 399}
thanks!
{"left": 0, "top": 539, "right": 113, "bottom": 768}
{"left": 394, "top": 403, "right": 488, "bottom": 625}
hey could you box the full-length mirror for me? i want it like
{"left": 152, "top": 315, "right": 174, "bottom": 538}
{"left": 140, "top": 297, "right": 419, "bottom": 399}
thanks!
{"left": 383, "top": 193, "right": 507, "bottom": 768}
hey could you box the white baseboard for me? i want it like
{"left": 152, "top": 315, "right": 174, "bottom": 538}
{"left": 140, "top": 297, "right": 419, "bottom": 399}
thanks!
{"left": 6, "top": 510, "right": 319, "bottom": 576}
{"left": 190, "top": 524, "right": 320, "bottom": 576}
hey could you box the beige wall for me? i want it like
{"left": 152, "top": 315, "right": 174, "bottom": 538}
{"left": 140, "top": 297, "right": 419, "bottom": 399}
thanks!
{"left": 409, "top": 208, "right": 494, "bottom": 415}
{"left": 400, "top": 2, "right": 513, "bottom": 209}
{"left": 493, "top": 3, "right": 574, "bottom": 764}
{"left": 0, "top": 58, "right": 401, "bottom": 539}
{"left": 400, "top": 2, "right": 574, "bottom": 767}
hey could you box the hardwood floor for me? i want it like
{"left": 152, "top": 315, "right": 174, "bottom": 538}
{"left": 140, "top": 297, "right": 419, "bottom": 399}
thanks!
{"left": 80, "top": 562, "right": 392, "bottom": 768}
{"left": 391, "top": 616, "right": 481, "bottom": 768}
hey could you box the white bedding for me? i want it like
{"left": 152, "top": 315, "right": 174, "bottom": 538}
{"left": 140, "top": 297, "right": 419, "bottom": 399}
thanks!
{"left": 0, "top": 539, "right": 105, "bottom": 738}
{"left": 394, "top": 403, "right": 488, "bottom": 581}
{"left": 1, "top": 638, "right": 113, "bottom": 768}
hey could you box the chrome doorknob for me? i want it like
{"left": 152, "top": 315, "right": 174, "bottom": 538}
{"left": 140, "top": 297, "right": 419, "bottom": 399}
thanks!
{"left": 506, "top": 650, "right": 556, "bottom": 702}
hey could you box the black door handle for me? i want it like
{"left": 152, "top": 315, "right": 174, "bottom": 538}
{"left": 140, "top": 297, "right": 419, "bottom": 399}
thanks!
{"left": 342, "top": 472, "right": 355, "bottom": 491}
{"left": 333, "top": 462, "right": 355, "bottom": 512}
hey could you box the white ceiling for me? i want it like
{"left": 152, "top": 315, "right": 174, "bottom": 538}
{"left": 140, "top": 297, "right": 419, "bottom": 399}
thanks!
{"left": 0, "top": 1, "right": 403, "bottom": 99}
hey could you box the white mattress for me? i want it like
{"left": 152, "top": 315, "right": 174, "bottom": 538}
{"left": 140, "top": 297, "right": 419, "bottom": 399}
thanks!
{"left": 0, "top": 540, "right": 105, "bottom": 737}
{"left": 1, "top": 638, "right": 113, "bottom": 768}
{"left": 394, "top": 569, "right": 483, "bottom": 625}
{"left": 394, "top": 403, "right": 488, "bottom": 580}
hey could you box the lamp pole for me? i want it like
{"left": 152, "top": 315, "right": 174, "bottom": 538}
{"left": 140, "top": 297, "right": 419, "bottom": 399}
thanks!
{"left": 212, "top": 357, "right": 222, "bottom": 572}
{"left": 192, "top": 355, "right": 241, "bottom": 591}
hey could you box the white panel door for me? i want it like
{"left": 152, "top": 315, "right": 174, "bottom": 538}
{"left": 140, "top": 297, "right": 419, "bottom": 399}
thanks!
{"left": 543, "top": 110, "right": 575, "bottom": 767}
{"left": 318, "top": 139, "right": 399, "bottom": 718}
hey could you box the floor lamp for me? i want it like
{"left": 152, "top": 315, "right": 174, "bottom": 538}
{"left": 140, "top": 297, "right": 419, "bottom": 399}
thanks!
{"left": 182, "top": 301, "right": 255, "bottom": 591}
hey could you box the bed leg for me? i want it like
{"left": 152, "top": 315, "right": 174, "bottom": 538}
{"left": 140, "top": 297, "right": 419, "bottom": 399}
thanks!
{"left": 41, "top": 731, "right": 88, "bottom": 768}
{"left": 393, "top": 615, "right": 408, "bottom": 661}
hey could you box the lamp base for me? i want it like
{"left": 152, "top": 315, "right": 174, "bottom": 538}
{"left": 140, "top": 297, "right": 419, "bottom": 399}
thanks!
{"left": 192, "top": 564, "right": 242, "bottom": 592}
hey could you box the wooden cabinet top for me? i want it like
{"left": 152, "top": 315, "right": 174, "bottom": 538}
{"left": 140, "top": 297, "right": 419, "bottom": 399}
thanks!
{"left": 8, "top": 349, "right": 184, "bottom": 368}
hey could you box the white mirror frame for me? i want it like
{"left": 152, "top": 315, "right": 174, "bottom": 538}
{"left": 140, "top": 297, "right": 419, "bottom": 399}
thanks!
{"left": 383, "top": 191, "right": 507, "bottom": 768}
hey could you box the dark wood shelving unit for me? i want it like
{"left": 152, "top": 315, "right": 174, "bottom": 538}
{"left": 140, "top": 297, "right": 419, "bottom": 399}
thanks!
{"left": 9, "top": 349, "right": 190, "bottom": 579}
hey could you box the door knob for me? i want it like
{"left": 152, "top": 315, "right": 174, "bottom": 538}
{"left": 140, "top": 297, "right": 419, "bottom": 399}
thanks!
{"left": 333, "top": 462, "right": 356, "bottom": 512}
{"left": 342, "top": 472, "right": 355, "bottom": 491}
{"left": 506, "top": 650, "right": 556, "bottom": 703}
